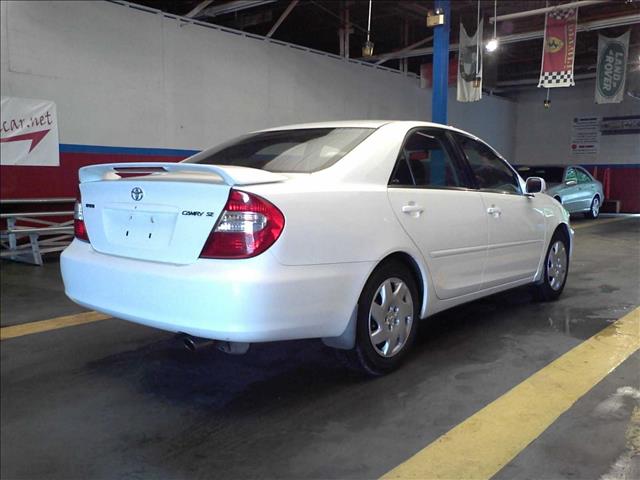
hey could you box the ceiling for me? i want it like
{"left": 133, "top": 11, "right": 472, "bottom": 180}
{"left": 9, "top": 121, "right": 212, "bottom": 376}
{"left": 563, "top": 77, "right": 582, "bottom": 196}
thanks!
{"left": 128, "top": 0, "right": 640, "bottom": 89}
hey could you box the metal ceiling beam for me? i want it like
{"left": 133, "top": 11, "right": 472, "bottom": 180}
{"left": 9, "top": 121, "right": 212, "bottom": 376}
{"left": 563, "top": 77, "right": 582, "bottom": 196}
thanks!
{"left": 185, "top": 0, "right": 215, "bottom": 18}
{"left": 375, "top": 36, "right": 433, "bottom": 65}
{"left": 489, "top": 0, "right": 608, "bottom": 24}
{"left": 363, "top": 13, "right": 640, "bottom": 62}
{"left": 266, "top": 0, "right": 298, "bottom": 38}
{"left": 198, "top": 0, "right": 277, "bottom": 18}
{"left": 309, "top": 0, "right": 369, "bottom": 35}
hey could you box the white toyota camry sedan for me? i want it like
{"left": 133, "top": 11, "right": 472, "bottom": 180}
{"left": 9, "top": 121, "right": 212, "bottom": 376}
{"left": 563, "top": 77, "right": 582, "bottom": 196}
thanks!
{"left": 61, "top": 121, "right": 573, "bottom": 375}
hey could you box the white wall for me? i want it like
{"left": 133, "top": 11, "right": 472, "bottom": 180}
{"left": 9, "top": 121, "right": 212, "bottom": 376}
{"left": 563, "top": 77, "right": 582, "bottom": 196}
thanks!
{"left": 0, "top": 1, "right": 517, "bottom": 158}
{"left": 513, "top": 81, "right": 640, "bottom": 166}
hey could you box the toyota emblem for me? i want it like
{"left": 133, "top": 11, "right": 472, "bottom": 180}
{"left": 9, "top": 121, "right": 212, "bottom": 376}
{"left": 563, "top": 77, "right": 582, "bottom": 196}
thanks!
{"left": 131, "top": 187, "right": 144, "bottom": 201}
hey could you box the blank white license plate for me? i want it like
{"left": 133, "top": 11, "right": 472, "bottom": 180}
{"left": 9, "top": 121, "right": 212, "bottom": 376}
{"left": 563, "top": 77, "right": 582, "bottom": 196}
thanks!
{"left": 104, "top": 209, "right": 178, "bottom": 248}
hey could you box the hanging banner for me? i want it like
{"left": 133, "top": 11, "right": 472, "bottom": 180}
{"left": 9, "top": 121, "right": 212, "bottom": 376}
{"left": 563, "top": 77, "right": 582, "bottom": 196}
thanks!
{"left": 595, "top": 31, "right": 630, "bottom": 104}
{"left": 0, "top": 96, "right": 59, "bottom": 166}
{"left": 457, "top": 21, "right": 483, "bottom": 102}
{"left": 538, "top": 8, "right": 578, "bottom": 88}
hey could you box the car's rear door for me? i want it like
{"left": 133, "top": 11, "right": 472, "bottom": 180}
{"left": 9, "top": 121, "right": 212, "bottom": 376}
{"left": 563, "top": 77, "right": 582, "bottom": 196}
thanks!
{"left": 451, "top": 133, "right": 545, "bottom": 287}
{"left": 387, "top": 128, "right": 488, "bottom": 300}
{"left": 576, "top": 167, "right": 596, "bottom": 210}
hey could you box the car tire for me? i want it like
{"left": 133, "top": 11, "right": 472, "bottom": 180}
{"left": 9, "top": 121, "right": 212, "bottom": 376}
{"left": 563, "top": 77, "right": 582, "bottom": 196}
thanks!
{"left": 584, "top": 196, "right": 600, "bottom": 219}
{"left": 532, "top": 231, "right": 570, "bottom": 302}
{"left": 337, "top": 261, "right": 419, "bottom": 376}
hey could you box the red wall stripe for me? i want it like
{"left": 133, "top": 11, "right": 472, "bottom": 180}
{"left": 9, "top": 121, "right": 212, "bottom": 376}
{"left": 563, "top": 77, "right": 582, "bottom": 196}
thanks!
{"left": 2, "top": 153, "right": 638, "bottom": 213}
{"left": 0, "top": 152, "right": 187, "bottom": 199}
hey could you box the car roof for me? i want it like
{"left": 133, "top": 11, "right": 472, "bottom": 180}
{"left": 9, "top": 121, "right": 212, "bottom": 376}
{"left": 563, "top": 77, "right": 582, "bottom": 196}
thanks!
{"left": 517, "top": 165, "right": 568, "bottom": 169}
{"left": 257, "top": 120, "right": 476, "bottom": 136}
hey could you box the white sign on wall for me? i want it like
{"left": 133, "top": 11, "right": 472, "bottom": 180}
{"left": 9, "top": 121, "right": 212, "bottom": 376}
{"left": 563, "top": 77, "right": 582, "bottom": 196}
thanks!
{"left": 0, "top": 96, "right": 60, "bottom": 166}
{"left": 570, "top": 116, "right": 600, "bottom": 157}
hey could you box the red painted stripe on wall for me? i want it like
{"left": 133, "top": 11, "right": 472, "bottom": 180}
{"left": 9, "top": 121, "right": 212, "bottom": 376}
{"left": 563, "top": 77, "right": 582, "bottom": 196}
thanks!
{"left": 2, "top": 153, "right": 639, "bottom": 213}
{"left": 586, "top": 167, "right": 640, "bottom": 213}
{"left": 0, "top": 152, "right": 187, "bottom": 199}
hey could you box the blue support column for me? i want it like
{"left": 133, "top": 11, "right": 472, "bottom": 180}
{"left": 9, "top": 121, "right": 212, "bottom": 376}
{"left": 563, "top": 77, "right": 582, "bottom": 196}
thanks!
{"left": 431, "top": 0, "right": 450, "bottom": 125}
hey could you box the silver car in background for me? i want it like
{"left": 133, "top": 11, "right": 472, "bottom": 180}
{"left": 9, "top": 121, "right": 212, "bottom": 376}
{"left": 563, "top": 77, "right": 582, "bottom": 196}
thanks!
{"left": 517, "top": 165, "right": 604, "bottom": 219}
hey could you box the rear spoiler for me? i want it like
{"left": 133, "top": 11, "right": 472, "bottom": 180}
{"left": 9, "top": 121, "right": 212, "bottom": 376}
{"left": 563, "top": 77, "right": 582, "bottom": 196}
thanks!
{"left": 78, "top": 163, "right": 287, "bottom": 186}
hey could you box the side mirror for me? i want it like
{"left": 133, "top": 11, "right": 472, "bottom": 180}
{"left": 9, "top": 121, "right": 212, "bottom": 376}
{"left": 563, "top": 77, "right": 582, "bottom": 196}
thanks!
{"left": 525, "top": 176, "right": 546, "bottom": 195}
{"left": 565, "top": 179, "right": 577, "bottom": 186}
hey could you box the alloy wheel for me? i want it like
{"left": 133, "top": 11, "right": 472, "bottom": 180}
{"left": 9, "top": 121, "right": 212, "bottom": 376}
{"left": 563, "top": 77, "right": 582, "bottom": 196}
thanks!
{"left": 547, "top": 241, "right": 568, "bottom": 291}
{"left": 592, "top": 197, "right": 600, "bottom": 217}
{"left": 368, "top": 277, "right": 414, "bottom": 358}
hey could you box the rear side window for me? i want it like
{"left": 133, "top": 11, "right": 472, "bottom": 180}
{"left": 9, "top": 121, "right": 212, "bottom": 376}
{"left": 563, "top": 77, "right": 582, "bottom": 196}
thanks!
{"left": 454, "top": 134, "right": 521, "bottom": 194}
{"left": 576, "top": 168, "right": 592, "bottom": 183}
{"left": 185, "top": 128, "right": 374, "bottom": 173}
{"left": 390, "top": 130, "right": 466, "bottom": 188}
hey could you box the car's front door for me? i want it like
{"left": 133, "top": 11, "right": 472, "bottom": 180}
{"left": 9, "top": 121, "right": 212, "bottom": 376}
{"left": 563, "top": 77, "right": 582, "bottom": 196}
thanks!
{"left": 387, "top": 128, "right": 488, "bottom": 300}
{"left": 560, "top": 167, "right": 581, "bottom": 212}
{"left": 451, "top": 133, "right": 546, "bottom": 287}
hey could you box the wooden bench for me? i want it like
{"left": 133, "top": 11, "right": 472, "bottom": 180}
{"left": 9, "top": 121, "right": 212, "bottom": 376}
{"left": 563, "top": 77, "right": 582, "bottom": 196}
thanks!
{"left": 0, "top": 198, "right": 75, "bottom": 265}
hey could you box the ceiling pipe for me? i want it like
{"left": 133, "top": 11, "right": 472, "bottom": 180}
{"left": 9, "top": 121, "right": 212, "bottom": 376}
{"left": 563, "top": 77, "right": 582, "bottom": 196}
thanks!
{"left": 363, "top": 13, "right": 640, "bottom": 62}
{"left": 266, "top": 0, "right": 298, "bottom": 38}
{"left": 375, "top": 36, "right": 433, "bottom": 65}
{"left": 489, "top": 0, "right": 608, "bottom": 24}
{"left": 198, "top": 0, "right": 277, "bottom": 18}
{"left": 185, "top": 0, "right": 215, "bottom": 18}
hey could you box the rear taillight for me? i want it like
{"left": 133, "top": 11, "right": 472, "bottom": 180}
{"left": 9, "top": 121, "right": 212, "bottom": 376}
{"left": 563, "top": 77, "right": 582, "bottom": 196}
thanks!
{"left": 199, "top": 189, "right": 284, "bottom": 259}
{"left": 74, "top": 200, "right": 90, "bottom": 242}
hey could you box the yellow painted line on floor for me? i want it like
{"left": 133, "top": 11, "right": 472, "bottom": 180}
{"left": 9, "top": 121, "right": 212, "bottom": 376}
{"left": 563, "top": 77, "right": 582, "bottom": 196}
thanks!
{"left": 572, "top": 215, "right": 635, "bottom": 230}
{"left": 0, "top": 311, "right": 111, "bottom": 340}
{"left": 382, "top": 307, "right": 640, "bottom": 480}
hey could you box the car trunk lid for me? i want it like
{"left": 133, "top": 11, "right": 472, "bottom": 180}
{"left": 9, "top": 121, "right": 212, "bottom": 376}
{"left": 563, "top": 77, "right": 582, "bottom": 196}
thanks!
{"left": 78, "top": 163, "right": 287, "bottom": 265}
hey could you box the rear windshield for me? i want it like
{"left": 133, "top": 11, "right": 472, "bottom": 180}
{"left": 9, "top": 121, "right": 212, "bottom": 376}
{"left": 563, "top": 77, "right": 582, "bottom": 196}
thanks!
{"left": 186, "top": 128, "right": 375, "bottom": 173}
{"left": 516, "top": 166, "right": 565, "bottom": 183}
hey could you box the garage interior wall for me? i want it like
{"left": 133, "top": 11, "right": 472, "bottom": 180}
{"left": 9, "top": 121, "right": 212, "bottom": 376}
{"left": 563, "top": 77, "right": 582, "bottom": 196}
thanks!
{"left": 514, "top": 82, "right": 640, "bottom": 212}
{"left": 2, "top": 0, "right": 515, "bottom": 198}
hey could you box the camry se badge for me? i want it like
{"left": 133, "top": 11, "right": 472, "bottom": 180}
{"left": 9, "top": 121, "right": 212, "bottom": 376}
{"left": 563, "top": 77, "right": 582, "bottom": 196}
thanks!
{"left": 131, "top": 187, "right": 144, "bottom": 201}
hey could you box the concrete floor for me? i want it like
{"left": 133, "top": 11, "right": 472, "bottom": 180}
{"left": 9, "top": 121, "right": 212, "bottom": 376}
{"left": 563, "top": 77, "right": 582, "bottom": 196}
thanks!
{"left": 1, "top": 216, "right": 639, "bottom": 479}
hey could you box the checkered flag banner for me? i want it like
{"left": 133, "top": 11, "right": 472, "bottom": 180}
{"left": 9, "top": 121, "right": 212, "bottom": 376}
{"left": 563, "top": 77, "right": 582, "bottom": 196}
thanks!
{"left": 538, "top": 8, "right": 578, "bottom": 88}
{"left": 548, "top": 8, "right": 576, "bottom": 21}
{"left": 540, "top": 71, "right": 573, "bottom": 86}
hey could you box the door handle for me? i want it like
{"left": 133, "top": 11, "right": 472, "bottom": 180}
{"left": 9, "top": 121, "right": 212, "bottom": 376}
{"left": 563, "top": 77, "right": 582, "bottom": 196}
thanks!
{"left": 402, "top": 204, "right": 424, "bottom": 214}
{"left": 487, "top": 206, "right": 502, "bottom": 217}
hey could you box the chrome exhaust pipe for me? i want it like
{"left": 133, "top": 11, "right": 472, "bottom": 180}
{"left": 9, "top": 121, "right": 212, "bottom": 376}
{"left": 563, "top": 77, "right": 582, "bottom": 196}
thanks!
{"left": 177, "top": 333, "right": 250, "bottom": 355}
{"left": 178, "top": 334, "right": 215, "bottom": 352}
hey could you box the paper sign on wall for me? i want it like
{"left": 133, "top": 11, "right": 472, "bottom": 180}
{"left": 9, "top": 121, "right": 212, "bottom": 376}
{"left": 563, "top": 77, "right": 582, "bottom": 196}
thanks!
{"left": 0, "top": 96, "right": 60, "bottom": 166}
{"left": 570, "top": 116, "right": 600, "bottom": 157}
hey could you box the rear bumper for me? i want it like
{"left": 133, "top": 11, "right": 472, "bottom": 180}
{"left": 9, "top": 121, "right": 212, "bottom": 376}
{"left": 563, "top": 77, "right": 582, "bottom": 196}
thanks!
{"left": 61, "top": 240, "right": 372, "bottom": 342}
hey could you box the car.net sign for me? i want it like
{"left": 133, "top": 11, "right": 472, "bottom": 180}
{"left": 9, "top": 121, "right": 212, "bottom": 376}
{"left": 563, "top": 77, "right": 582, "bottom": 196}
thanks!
{"left": 0, "top": 96, "right": 60, "bottom": 166}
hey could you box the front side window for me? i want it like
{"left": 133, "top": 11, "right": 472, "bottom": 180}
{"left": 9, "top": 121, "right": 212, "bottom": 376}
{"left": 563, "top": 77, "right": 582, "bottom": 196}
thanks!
{"left": 576, "top": 168, "right": 592, "bottom": 183}
{"left": 390, "top": 130, "right": 465, "bottom": 188}
{"left": 565, "top": 168, "right": 578, "bottom": 183}
{"left": 186, "top": 128, "right": 374, "bottom": 173}
{"left": 454, "top": 134, "right": 521, "bottom": 194}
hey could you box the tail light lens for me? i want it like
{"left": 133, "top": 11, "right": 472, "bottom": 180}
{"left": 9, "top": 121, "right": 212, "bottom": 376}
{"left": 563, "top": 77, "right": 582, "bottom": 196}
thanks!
{"left": 199, "top": 189, "right": 284, "bottom": 259}
{"left": 74, "top": 199, "right": 90, "bottom": 242}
